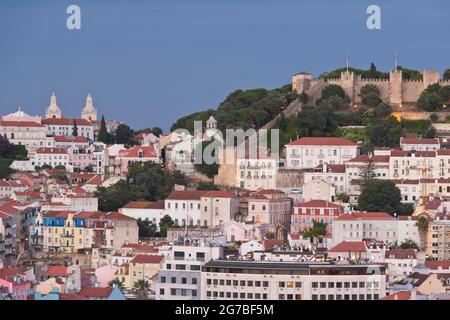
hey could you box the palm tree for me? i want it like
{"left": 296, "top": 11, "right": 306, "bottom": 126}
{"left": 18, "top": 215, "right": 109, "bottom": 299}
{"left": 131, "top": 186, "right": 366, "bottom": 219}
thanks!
{"left": 415, "top": 216, "right": 429, "bottom": 250}
{"left": 108, "top": 278, "right": 124, "bottom": 290}
{"left": 133, "top": 279, "right": 150, "bottom": 300}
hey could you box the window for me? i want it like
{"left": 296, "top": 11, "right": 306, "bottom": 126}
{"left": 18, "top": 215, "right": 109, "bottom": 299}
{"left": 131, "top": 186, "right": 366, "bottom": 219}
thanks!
{"left": 182, "top": 278, "right": 187, "bottom": 284}
{"left": 279, "top": 294, "right": 285, "bottom": 300}
{"left": 171, "top": 277, "right": 176, "bottom": 284}
{"left": 161, "top": 276, "right": 166, "bottom": 283}
{"left": 279, "top": 281, "right": 285, "bottom": 288}
{"left": 192, "top": 290, "right": 197, "bottom": 297}
{"left": 159, "top": 288, "right": 164, "bottom": 295}
{"left": 311, "top": 295, "right": 318, "bottom": 300}
{"left": 311, "top": 282, "right": 318, "bottom": 288}
{"left": 320, "top": 282, "right": 326, "bottom": 288}
{"left": 171, "top": 289, "right": 176, "bottom": 296}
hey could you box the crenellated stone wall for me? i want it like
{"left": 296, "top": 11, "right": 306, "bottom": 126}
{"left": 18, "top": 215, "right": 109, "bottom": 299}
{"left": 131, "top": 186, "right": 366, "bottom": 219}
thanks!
{"left": 293, "top": 69, "right": 447, "bottom": 107}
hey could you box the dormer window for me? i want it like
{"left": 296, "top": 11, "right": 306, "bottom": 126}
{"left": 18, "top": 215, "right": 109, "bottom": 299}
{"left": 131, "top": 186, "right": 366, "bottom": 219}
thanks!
{"left": 138, "top": 150, "right": 144, "bottom": 158}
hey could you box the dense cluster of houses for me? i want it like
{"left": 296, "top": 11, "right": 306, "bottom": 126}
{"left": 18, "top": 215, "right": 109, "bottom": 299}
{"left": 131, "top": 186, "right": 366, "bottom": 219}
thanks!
{"left": 1, "top": 100, "right": 450, "bottom": 301}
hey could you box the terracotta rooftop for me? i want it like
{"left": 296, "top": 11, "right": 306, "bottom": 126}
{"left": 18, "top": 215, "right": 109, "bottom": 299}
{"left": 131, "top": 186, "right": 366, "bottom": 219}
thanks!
{"left": 130, "top": 254, "right": 164, "bottom": 264}
{"left": 328, "top": 241, "right": 367, "bottom": 253}
{"left": 78, "top": 287, "right": 112, "bottom": 298}
{"left": 287, "top": 137, "right": 357, "bottom": 146}
{"left": 335, "top": 212, "right": 394, "bottom": 221}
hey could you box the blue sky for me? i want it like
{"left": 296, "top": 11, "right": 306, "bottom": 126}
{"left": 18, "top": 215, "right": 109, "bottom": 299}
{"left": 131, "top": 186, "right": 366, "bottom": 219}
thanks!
{"left": 0, "top": 0, "right": 449, "bottom": 131}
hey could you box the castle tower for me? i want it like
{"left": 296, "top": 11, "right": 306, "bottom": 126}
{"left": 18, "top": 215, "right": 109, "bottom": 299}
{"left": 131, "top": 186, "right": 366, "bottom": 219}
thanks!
{"left": 292, "top": 71, "right": 312, "bottom": 94}
{"left": 422, "top": 70, "right": 440, "bottom": 90}
{"left": 389, "top": 69, "right": 403, "bottom": 105}
{"left": 45, "top": 92, "right": 62, "bottom": 119}
{"left": 340, "top": 71, "right": 356, "bottom": 104}
{"left": 81, "top": 93, "right": 97, "bottom": 121}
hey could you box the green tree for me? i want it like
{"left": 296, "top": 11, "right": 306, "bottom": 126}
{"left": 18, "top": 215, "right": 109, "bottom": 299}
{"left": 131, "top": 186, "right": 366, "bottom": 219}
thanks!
{"left": 444, "top": 69, "right": 450, "bottom": 81}
{"left": 358, "top": 155, "right": 376, "bottom": 187}
{"left": 399, "top": 239, "right": 420, "bottom": 250}
{"left": 430, "top": 112, "right": 439, "bottom": 123}
{"left": 98, "top": 116, "right": 108, "bottom": 143}
{"left": 368, "top": 62, "right": 378, "bottom": 79}
{"left": 375, "top": 103, "right": 392, "bottom": 119}
{"left": 320, "top": 84, "right": 347, "bottom": 100}
{"left": 108, "top": 278, "right": 125, "bottom": 290}
{"left": 366, "top": 116, "right": 402, "bottom": 148}
{"left": 133, "top": 280, "right": 150, "bottom": 300}
{"left": 72, "top": 119, "right": 78, "bottom": 136}
{"left": 194, "top": 140, "right": 219, "bottom": 178}
{"left": 84, "top": 165, "right": 93, "bottom": 172}
{"left": 0, "top": 136, "right": 12, "bottom": 159}
{"left": 415, "top": 216, "right": 429, "bottom": 250}
{"left": 197, "top": 181, "right": 220, "bottom": 191}
{"left": 114, "top": 124, "right": 135, "bottom": 145}
{"left": 302, "top": 220, "right": 328, "bottom": 239}
{"left": 54, "top": 165, "right": 66, "bottom": 170}
{"left": 296, "top": 106, "right": 338, "bottom": 137}
{"left": 151, "top": 127, "right": 163, "bottom": 137}
{"left": 337, "top": 193, "right": 350, "bottom": 203}
{"left": 439, "top": 85, "right": 450, "bottom": 103}
{"left": 358, "top": 180, "right": 413, "bottom": 216}
{"left": 417, "top": 92, "right": 441, "bottom": 111}
{"left": 159, "top": 215, "right": 175, "bottom": 237}
{"left": 137, "top": 218, "right": 157, "bottom": 238}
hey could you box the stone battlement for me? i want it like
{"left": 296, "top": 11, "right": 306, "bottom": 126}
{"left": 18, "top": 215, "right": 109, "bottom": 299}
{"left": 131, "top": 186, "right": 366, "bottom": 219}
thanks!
{"left": 293, "top": 69, "right": 447, "bottom": 106}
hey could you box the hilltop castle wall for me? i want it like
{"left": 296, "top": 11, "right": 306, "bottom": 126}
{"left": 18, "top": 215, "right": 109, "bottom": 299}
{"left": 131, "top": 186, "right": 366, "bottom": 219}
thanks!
{"left": 294, "top": 69, "right": 447, "bottom": 106}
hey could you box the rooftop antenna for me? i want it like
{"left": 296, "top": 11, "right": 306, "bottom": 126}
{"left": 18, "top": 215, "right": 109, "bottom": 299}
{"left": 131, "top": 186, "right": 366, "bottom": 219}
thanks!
{"left": 394, "top": 52, "right": 398, "bottom": 70}
{"left": 346, "top": 52, "right": 350, "bottom": 72}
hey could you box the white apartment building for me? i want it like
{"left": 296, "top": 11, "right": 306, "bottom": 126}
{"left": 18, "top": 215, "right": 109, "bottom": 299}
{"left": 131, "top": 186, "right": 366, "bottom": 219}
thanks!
{"left": 48, "top": 194, "right": 98, "bottom": 212}
{"left": 390, "top": 149, "right": 450, "bottom": 180}
{"left": 400, "top": 137, "right": 441, "bottom": 151}
{"left": 303, "top": 164, "right": 347, "bottom": 195}
{"left": 331, "top": 212, "right": 399, "bottom": 247}
{"left": 43, "top": 118, "right": 95, "bottom": 141}
{"left": 285, "top": 137, "right": 359, "bottom": 169}
{"left": 54, "top": 135, "right": 90, "bottom": 148}
{"left": 119, "top": 200, "right": 165, "bottom": 230}
{"left": 382, "top": 249, "right": 418, "bottom": 283}
{"left": 200, "top": 191, "right": 240, "bottom": 228}
{"left": 0, "top": 120, "right": 49, "bottom": 151}
{"left": 201, "top": 260, "right": 386, "bottom": 300}
{"left": 30, "top": 147, "right": 70, "bottom": 169}
{"left": 155, "top": 242, "right": 223, "bottom": 300}
{"left": 236, "top": 155, "right": 277, "bottom": 191}
{"left": 246, "top": 190, "right": 292, "bottom": 226}
{"left": 345, "top": 154, "right": 390, "bottom": 189}
{"left": 164, "top": 190, "right": 206, "bottom": 227}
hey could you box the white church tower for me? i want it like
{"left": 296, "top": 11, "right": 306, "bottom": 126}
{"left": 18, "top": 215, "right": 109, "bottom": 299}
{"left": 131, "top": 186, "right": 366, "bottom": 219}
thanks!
{"left": 81, "top": 93, "right": 97, "bottom": 121}
{"left": 45, "top": 92, "right": 62, "bottom": 119}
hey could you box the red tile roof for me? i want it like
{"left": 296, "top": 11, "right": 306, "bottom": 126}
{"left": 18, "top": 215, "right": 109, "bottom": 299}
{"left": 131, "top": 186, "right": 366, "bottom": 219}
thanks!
{"left": 348, "top": 154, "right": 390, "bottom": 163}
{"left": 45, "top": 266, "right": 70, "bottom": 276}
{"left": 425, "top": 260, "right": 450, "bottom": 270}
{"left": 335, "top": 212, "right": 394, "bottom": 221}
{"left": 42, "top": 118, "right": 92, "bottom": 126}
{"left": 105, "top": 211, "right": 136, "bottom": 221}
{"left": 167, "top": 190, "right": 207, "bottom": 200}
{"left": 121, "top": 145, "right": 158, "bottom": 158}
{"left": 0, "top": 268, "right": 25, "bottom": 280}
{"left": 78, "top": 287, "right": 112, "bottom": 298}
{"left": 381, "top": 290, "right": 423, "bottom": 300}
{"left": 130, "top": 254, "right": 164, "bottom": 264}
{"left": 400, "top": 138, "right": 440, "bottom": 145}
{"left": 328, "top": 241, "right": 367, "bottom": 253}
{"left": 202, "top": 191, "right": 236, "bottom": 198}
{"left": 385, "top": 249, "right": 417, "bottom": 259}
{"left": 54, "top": 135, "right": 89, "bottom": 143}
{"left": 390, "top": 149, "right": 435, "bottom": 157}
{"left": 287, "top": 137, "right": 357, "bottom": 146}
{"left": 0, "top": 120, "right": 44, "bottom": 127}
